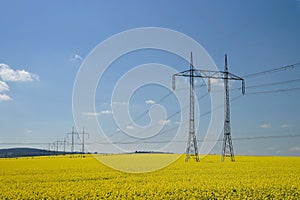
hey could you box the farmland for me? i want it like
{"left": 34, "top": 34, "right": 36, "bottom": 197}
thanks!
{"left": 0, "top": 154, "right": 299, "bottom": 199}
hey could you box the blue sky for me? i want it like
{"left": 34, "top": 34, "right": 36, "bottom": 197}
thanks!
{"left": 0, "top": 0, "right": 299, "bottom": 155}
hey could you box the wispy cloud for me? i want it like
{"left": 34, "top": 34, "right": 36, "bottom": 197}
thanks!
{"left": 82, "top": 110, "right": 113, "bottom": 116}
{"left": 0, "top": 93, "right": 12, "bottom": 101}
{"left": 26, "top": 129, "right": 33, "bottom": 134}
{"left": 158, "top": 119, "right": 171, "bottom": 125}
{"left": 276, "top": 146, "right": 300, "bottom": 154}
{"left": 70, "top": 54, "right": 83, "bottom": 62}
{"left": 100, "top": 110, "right": 113, "bottom": 115}
{"left": 145, "top": 99, "right": 155, "bottom": 105}
{"left": 0, "top": 63, "right": 39, "bottom": 82}
{"left": 82, "top": 112, "right": 100, "bottom": 116}
{"left": 112, "top": 101, "right": 128, "bottom": 106}
{"left": 0, "top": 80, "right": 9, "bottom": 92}
{"left": 280, "top": 124, "right": 291, "bottom": 128}
{"left": 126, "top": 125, "right": 135, "bottom": 130}
{"left": 288, "top": 147, "right": 300, "bottom": 152}
{"left": 259, "top": 123, "right": 271, "bottom": 129}
{"left": 267, "top": 147, "right": 276, "bottom": 151}
{"left": 210, "top": 78, "right": 223, "bottom": 87}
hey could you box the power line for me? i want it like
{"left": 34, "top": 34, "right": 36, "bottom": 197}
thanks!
{"left": 210, "top": 78, "right": 300, "bottom": 93}
{"left": 246, "top": 86, "right": 300, "bottom": 95}
{"left": 108, "top": 93, "right": 210, "bottom": 145}
{"left": 95, "top": 89, "right": 209, "bottom": 143}
{"left": 243, "top": 62, "right": 300, "bottom": 78}
{"left": 231, "top": 134, "right": 300, "bottom": 141}
{"left": 132, "top": 91, "right": 174, "bottom": 123}
{"left": 3, "top": 61, "right": 300, "bottom": 153}
{"left": 93, "top": 62, "right": 300, "bottom": 144}
{"left": 245, "top": 78, "right": 300, "bottom": 89}
{"left": 2, "top": 85, "right": 298, "bottom": 148}
{"left": 103, "top": 91, "right": 175, "bottom": 140}
{"left": 85, "top": 133, "right": 300, "bottom": 145}
{"left": 109, "top": 91, "right": 210, "bottom": 145}
{"left": 202, "top": 86, "right": 300, "bottom": 119}
{"left": 200, "top": 95, "right": 243, "bottom": 119}
{"left": 1, "top": 133, "right": 299, "bottom": 146}
{"left": 211, "top": 81, "right": 300, "bottom": 97}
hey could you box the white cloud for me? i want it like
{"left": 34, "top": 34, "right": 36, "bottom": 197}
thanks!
{"left": 259, "top": 123, "right": 271, "bottom": 129}
{"left": 26, "top": 129, "right": 33, "bottom": 134}
{"left": 102, "top": 102, "right": 109, "bottom": 106}
{"left": 82, "top": 110, "right": 113, "bottom": 116}
{"left": 100, "top": 110, "right": 113, "bottom": 115}
{"left": 0, "top": 63, "right": 39, "bottom": 101}
{"left": 0, "top": 93, "right": 12, "bottom": 101}
{"left": 0, "top": 63, "right": 39, "bottom": 82}
{"left": 112, "top": 101, "right": 128, "bottom": 105}
{"left": 145, "top": 99, "right": 155, "bottom": 105}
{"left": 267, "top": 147, "right": 276, "bottom": 151}
{"left": 280, "top": 124, "right": 291, "bottom": 128}
{"left": 126, "top": 125, "right": 135, "bottom": 130}
{"left": 158, "top": 119, "right": 171, "bottom": 125}
{"left": 70, "top": 54, "right": 83, "bottom": 62}
{"left": 276, "top": 146, "right": 300, "bottom": 154}
{"left": 288, "top": 147, "right": 300, "bottom": 152}
{"left": 210, "top": 78, "right": 223, "bottom": 86}
{"left": 0, "top": 80, "right": 9, "bottom": 92}
{"left": 82, "top": 112, "right": 100, "bottom": 116}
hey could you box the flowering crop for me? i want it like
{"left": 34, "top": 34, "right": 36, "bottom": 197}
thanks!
{"left": 0, "top": 155, "right": 299, "bottom": 199}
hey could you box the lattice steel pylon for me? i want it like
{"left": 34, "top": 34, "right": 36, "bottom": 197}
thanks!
{"left": 186, "top": 52, "right": 199, "bottom": 162}
{"left": 79, "top": 128, "right": 89, "bottom": 154}
{"left": 173, "top": 52, "right": 199, "bottom": 162}
{"left": 222, "top": 54, "right": 235, "bottom": 162}
{"left": 67, "top": 127, "right": 78, "bottom": 153}
{"left": 173, "top": 53, "right": 245, "bottom": 162}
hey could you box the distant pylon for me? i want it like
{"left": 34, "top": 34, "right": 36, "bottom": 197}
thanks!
{"left": 63, "top": 138, "right": 67, "bottom": 152}
{"left": 67, "top": 127, "right": 78, "bottom": 153}
{"left": 79, "top": 128, "right": 89, "bottom": 154}
{"left": 221, "top": 54, "right": 235, "bottom": 162}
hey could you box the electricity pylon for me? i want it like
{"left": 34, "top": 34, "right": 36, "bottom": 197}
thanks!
{"left": 173, "top": 52, "right": 199, "bottom": 162}
{"left": 173, "top": 53, "right": 245, "bottom": 162}
{"left": 53, "top": 139, "right": 67, "bottom": 153}
{"left": 63, "top": 138, "right": 67, "bottom": 152}
{"left": 221, "top": 54, "right": 240, "bottom": 162}
{"left": 79, "top": 128, "right": 89, "bottom": 154}
{"left": 67, "top": 127, "right": 78, "bottom": 153}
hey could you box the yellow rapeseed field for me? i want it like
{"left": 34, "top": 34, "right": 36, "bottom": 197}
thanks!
{"left": 0, "top": 154, "right": 299, "bottom": 199}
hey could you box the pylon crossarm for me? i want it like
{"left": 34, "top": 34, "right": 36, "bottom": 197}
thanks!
{"left": 173, "top": 69, "right": 244, "bottom": 80}
{"left": 173, "top": 70, "right": 245, "bottom": 95}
